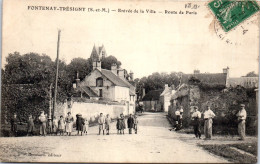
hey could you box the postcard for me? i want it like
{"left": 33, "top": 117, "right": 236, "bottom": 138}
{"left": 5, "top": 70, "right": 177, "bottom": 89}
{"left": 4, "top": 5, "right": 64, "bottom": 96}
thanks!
{"left": 1, "top": 0, "right": 259, "bottom": 163}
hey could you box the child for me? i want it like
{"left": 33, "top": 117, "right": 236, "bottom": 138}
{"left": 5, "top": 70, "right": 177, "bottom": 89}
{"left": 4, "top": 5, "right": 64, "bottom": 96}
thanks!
{"left": 133, "top": 115, "right": 138, "bottom": 134}
{"left": 52, "top": 116, "right": 58, "bottom": 135}
{"left": 47, "top": 118, "right": 53, "bottom": 135}
{"left": 119, "top": 114, "right": 125, "bottom": 135}
{"left": 27, "top": 114, "right": 35, "bottom": 136}
{"left": 58, "top": 115, "right": 65, "bottom": 136}
{"left": 116, "top": 117, "right": 120, "bottom": 134}
{"left": 83, "top": 118, "right": 89, "bottom": 135}
{"left": 105, "top": 114, "right": 111, "bottom": 135}
{"left": 11, "top": 113, "right": 18, "bottom": 137}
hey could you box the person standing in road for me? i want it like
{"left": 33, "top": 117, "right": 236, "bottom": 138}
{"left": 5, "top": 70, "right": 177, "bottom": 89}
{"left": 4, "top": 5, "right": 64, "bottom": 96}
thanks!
{"left": 98, "top": 113, "right": 105, "bottom": 135}
{"left": 11, "top": 113, "right": 18, "bottom": 137}
{"left": 203, "top": 105, "right": 215, "bottom": 140}
{"left": 191, "top": 106, "right": 201, "bottom": 139}
{"left": 120, "top": 114, "right": 126, "bottom": 135}
{"left": 58, "top": 115, "right": 65, "bottom": 136}
{"left": 65, "top": 112, "right": 74, "bottom": 136}
{"left": 76, "top": 114, "right": 84, "bottom": 136}
{"left": 174, "top": 109, "right": 181, "bottom": 131}
{"left": 179, "top": 106, "right": 184, "bottom": 127}
{"left": 52, "top": 116, "right": 58, "bottom": 135}
{"left": 38, "top": 111, "right": 47, "bottom": 137}
{"left": 127, "top": 114, "right": 134, "bottom": 134}
{"left": 83, "top": 117, "right": 89, "bottom": 135}
{"left": 27, "top": 114, "right": 35, "bottom": 136}
{"left": 105, "top": 114, "right": 111, "bottom": 135}
{"left": 47, "top": 118, "right": 53, "bottom": 135}
{"left": 133, "top": 115, "right": 138, "bottom": 134}
{"left": 236, "top": 104, "right": 247, "bottom": 140}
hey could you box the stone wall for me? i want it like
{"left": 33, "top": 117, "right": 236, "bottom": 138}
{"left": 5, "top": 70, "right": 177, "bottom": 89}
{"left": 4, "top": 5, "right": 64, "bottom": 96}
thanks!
{"left": 55, "top": 101, "right": 135, "bottom": 123}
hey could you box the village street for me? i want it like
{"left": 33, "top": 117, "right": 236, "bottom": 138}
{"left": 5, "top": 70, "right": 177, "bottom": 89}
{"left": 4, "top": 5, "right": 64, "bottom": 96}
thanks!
{"left": 0, "top": 112, "right": 227, "bottom": 163}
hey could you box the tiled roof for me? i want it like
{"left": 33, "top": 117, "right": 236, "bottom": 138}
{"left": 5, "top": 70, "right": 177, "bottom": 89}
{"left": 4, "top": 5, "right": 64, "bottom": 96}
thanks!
{"left": 100, "top": 69, "right": 130, "bottom": 88}
{"left": 75, "top": 86, "right": 99, "bottom": 97}
{"left": 181, "top": 73, "right": 227, "bottom": 85}
{"left": 142, "top": 89, "right": 163, "bottom": 101}
{"left": 228, "top": 77, "right": 258, "bottom": 88}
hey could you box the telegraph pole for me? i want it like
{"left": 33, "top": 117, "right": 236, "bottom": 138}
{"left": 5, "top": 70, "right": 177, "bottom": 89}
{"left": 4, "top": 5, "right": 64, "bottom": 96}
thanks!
{"left": 49, "top": 83, "right": 53, "bottom": 119}
{"left": 53, "top": 30, "right": 61, "bottom": 119}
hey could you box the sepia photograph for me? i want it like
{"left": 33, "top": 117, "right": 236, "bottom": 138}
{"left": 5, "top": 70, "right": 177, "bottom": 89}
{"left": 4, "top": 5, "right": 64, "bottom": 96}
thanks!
{"left": 1, "top": 0, "right": 259, "bottom": 163}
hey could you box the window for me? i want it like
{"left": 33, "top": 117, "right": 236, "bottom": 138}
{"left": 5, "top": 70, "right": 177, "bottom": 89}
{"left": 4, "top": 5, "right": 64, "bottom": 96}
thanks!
{"left": 96, "top": 77, "right": 103, "bottom": 87}
{"left": 99, "top": 89, "right": 103, "bottom": 97}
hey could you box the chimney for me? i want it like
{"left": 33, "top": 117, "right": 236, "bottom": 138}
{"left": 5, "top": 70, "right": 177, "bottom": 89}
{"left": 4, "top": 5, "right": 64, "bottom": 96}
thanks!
{"left": 111, "top": 63, "right": 117, "bottom": 74}
{"left": 93, "top": 60, "right": 101, "bottom": 71}
{"left": 118, "top": 67, "right": 124, "bottom": 78}
{"left": 194, "top": 69, "right": 200, "bottom": 74}
{"left": 129, "top": 71, "right": 134, "bottom": 81}
{"left": 223, "top": 66, "right": 229, "bottom": 75}
{"left": 165, "top": 84, "right": 169, "bottom": 89}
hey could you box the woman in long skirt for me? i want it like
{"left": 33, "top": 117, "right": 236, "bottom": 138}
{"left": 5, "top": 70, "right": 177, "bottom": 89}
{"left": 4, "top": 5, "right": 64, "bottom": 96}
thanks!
{"left": 65, "top": 112, "right": 74, "bottom": 136}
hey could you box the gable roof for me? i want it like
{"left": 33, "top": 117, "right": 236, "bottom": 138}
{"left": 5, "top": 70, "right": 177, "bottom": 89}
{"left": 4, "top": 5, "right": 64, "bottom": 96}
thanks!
{"left": 75, "top": 86, "right": 99, "bottom": 97}
{"left": 180, "top": 73, "right": 227, "bottom": 85}
{"left": 100, "top": 69, "right": 130, "bottom": 88}
{"left": 228, "top": 77, "right": 258, "bottom": 88}
{"left": 142, "top": 89, "right": 163, "bottom": 101}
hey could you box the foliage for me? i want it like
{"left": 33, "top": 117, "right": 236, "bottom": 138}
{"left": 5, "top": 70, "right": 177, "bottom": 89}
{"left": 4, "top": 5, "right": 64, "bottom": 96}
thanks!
{"left": 245, "top": 71, "right": 258, "bottom": 77}
{"left": 2, "top": 52, "right": 70, "bottom": 122}
{"left": 66, "top": 57, "right": 92, "bottom": 81}
{"left": 101, "top": 55, "right": 122, "bottom": 70}
{"left": 1, "top": 52, "right": 123, "bottom": 122}
{"left": 135, "top": 72, "right": 182, "bottom": 101}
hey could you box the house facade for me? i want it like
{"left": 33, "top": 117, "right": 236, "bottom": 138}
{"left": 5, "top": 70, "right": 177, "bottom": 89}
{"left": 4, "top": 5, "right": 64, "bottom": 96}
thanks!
{"left": 160, "top": 84, "right": 176, "bottom": 112}
{"left": 73, "top": 45, "right": 136, "bottom": 107}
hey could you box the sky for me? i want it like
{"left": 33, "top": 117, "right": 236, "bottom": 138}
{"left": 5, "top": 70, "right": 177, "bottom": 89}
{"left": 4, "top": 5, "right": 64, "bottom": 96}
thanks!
{"left": 2, "top": 0, "right": 259, "bottom": 78}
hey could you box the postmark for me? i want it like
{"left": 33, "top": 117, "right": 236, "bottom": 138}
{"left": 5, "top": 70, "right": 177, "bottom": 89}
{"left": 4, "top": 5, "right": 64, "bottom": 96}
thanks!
{"left": 208, "top": 0, "right": 260, "bottom": 32}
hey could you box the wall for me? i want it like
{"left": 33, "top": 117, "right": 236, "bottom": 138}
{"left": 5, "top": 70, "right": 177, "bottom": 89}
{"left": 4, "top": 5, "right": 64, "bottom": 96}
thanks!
{"left": 143, "top": 100, "right": 162, "bottom": 112}
{"left": 55, "top": 101, "right": 135, "bottom": 123}
{"left": 115, "top": 86, "right": 130, "bottom": 102}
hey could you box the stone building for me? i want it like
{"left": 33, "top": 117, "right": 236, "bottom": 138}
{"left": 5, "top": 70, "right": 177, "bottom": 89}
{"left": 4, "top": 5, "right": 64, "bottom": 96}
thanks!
{"left": 160, "top": 84, "right": 176, "bottom": 112}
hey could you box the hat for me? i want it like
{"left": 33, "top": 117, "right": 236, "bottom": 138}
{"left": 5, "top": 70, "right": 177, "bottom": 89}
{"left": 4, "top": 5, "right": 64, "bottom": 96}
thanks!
{"left": 240, "top": 104, "right": 245, "bottom": 107}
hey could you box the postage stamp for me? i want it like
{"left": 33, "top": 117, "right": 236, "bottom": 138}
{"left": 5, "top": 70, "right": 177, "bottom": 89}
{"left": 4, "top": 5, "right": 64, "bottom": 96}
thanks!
{"left": 208, "top": 0, "right": 260, "bottom": 32}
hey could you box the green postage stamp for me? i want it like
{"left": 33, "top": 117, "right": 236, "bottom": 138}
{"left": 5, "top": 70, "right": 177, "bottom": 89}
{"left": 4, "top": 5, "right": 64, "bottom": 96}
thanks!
{"left": 208, "top": 0, "right": 260, "bottom": 32}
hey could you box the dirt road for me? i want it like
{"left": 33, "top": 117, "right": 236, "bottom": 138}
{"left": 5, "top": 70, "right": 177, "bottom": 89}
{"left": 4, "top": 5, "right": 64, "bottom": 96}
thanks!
{"left": 0, "top": 112, "right": 227, "bottom": 163}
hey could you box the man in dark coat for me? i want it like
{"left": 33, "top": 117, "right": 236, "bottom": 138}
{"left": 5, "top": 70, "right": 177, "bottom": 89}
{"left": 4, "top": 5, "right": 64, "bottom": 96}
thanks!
{"left": 127, "top": 114, "right": 134, "bottom": 134}
{"left": 11, "top": 113, "right": 18, "bottom": 136}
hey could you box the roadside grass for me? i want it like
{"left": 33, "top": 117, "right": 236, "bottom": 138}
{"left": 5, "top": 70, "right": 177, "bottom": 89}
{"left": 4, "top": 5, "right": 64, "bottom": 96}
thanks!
{"left": 199, "top": 144, "right": 257, "bottom": 163}
{"left": 231, "top": 142, "right": 257, "bottom": 156}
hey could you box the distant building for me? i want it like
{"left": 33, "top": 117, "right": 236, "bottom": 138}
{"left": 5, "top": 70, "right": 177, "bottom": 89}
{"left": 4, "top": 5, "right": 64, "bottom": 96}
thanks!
{"left": 90, "top": 44, "right": 107, "bottom": 61}
{"left": 73, "top": 45, "right": 136, "bottom": 107}
{"left": 141, "top": 89, "right": 163, "bottom": 112}
{"left": 160, "top": 84, "right": 176, "bottom": 112}
{"left": 227, "top": 77, "right": 258, "bottom": 88}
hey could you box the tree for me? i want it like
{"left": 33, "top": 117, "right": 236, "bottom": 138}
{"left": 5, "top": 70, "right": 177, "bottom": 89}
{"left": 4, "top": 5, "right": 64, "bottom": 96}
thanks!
{"left": 245, "top": 71, "right": 258, "bottom": 77}
{"left": 101, "top": 55, "right": 122, "bottom": 70}
{"left": 1, "top": 52, "right": 70, "bottom": 122}
{"left": 66, "top": 57, "right": 92, "bottom": 81}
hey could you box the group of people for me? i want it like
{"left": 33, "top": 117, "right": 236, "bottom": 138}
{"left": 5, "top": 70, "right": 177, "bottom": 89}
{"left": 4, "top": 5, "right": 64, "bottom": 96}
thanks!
{"left": 190, "top": 104, "right": 247, "bottom": 140}
{"left": 98, "top": 113, "right": 138, "bottom": 135}
{"left": 37, "top": 111, "right": 80, "bottom": 136}
{"left": 10, "top": 111, "right": 139, "bottom": 137}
